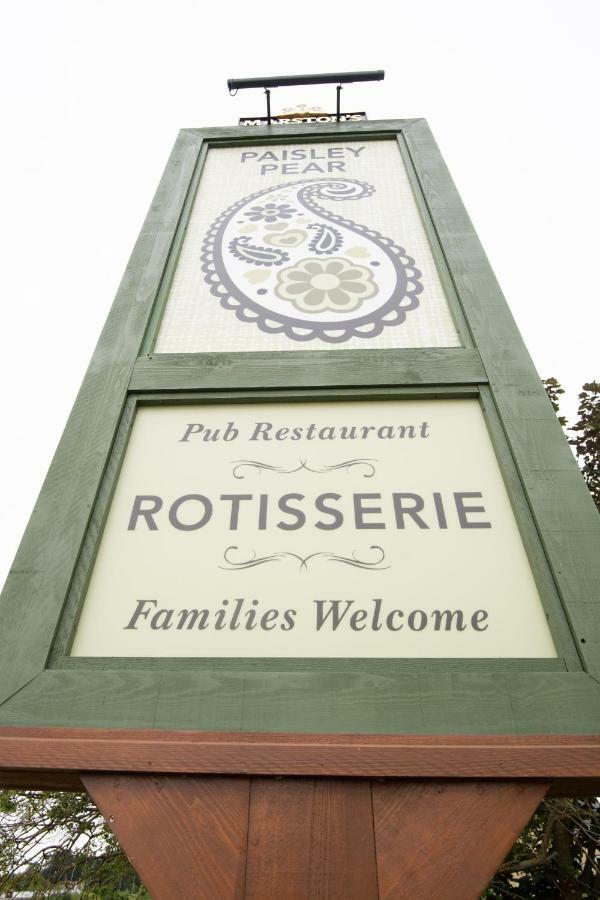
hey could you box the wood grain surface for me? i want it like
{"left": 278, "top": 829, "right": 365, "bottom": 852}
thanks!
{"left": 0, "top": 728, "right": 598, "bottom": 794}
{"left": 372, "top": 779, "right": 548, "bottom": 899}
{"left": 2, "top": 668, "right": 598, "bottom": 736}
{"left": 83, "top": 773, "right": 250, "bottom": 900}
{"left": 245, "top": 778, "right": 378, "bottom": 899}
{"left": 129, "top": 348, "right": 485, "bottom": 391}
{"left": 82, "top": 774, "right": 548, "bottom": 899}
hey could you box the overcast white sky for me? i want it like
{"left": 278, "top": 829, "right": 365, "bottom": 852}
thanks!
{"left": 0, "top": 0, "right": 598, "bottom": 583}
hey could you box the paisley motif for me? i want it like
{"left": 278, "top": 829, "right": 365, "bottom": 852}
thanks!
{"left": 308, "top": 223, "right": 343, "bottom": 255}
{"left": 202, "top": 178, "right": 423, "bottom": 343}
{"left": 228, "top": 236, "right": 288, "bottom": 267}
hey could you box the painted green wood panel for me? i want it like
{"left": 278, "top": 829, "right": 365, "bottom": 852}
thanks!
{"left": 0, "top": 118, "right": 598, "bottom": 739}
{"left": 130, "top": 349, "right": 486, "bottom": 392}
{"left": 402, "top": 119, "right": 600, "bottom": 681}
{"left": 54, "top": 657, "right": 566, "bottom": 673}
{"left": 523, "top": 468, "right": 600, "bottom": 532}
{"left": 478, "top": 389, "right": 582, "bottom": 668}
{"left": 0, "top": 130, "right": 204, "bottom": 705}
{"left": 49, "top": 398, "right": 138, "bottom": 663}
{"left": 0, "top": 669, "right": 597, "bottom": 734}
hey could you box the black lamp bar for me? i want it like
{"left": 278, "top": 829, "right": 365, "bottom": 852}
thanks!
{"left": 227, "top": 71, "right": 384, "bottom": 91}
{"left": 227, "top": 70, "right": 385, "bottom": 125}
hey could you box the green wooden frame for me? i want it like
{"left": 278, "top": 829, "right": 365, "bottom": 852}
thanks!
{"left": 0, "top": 118, "right": 598, "bottom": 735}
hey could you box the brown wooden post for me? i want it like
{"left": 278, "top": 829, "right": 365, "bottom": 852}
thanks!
{"left": 83, "top": 774, "right": 251, "bottom": 900}
{"left": 371, "top": 779, "right": 549, "bottom": 899}
{"left": 83, "top": 773, "right": 548, "bottom": 899}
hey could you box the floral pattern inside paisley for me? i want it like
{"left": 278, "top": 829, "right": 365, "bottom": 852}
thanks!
{"left": 275, "top": 258, "right": 378, "bottom": 313}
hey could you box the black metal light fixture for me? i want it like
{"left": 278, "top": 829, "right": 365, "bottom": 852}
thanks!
{"left": 227, "top": 70, "right": 385, "bottom": 125}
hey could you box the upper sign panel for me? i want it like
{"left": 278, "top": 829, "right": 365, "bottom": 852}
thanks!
{"left": 155, "top": 140, "right": 461, "bottom": 353}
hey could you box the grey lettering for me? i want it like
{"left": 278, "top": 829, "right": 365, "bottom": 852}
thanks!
{"left": 281, "top": 609, "right": 296, "bottom": 630}
{"left": 128, "top": 495, "right": 162, "bottom": 531}
{"left": 319, "top": 426, "right": 335, "bottom": 440}
{"left": 168, "top": 494, "right": 212, "bottom": 531}
{"left": 260, "top": 609, "right": 279, "bottom": 630}
{"left": 176, "top": 608, "right": 209, "bottom": 630}
{"left": 151, "top": 609, "right": 173, "bottom": 630}
{"left": 124, "top": 599, "right": 157, "bottom": 629}
{"left": 277, "top": 493, "right": 306, "bottom": 530}
{"left": 454, "top": 492, "right": 491, "bottom": 529}
{"left": 314, "top": 493, "right": 343, "bottom": 530}
{"left": 350, "top": 609, "right": 368, "bottom": 630}
{"left": 220, "top": 494, "right": 252, "bottom": 529}
{"left": 179, "top": 424, "right": 203, "bottom": 442}
{"left": 472, "top": 610, "right": 489, "bottom": 631}
{"left": 354, "top": 493, "right": 385, "bottom": 529}
{"left": 258, "top": 494, "right": 268, "bottom": 530}
{"left": 433, "top": 492, "right": 448, "bottom": 529}
{"left": 250, "top": 422, "right": 272, "bottom": 441}
{"left": 314, "top": 599, "right": 354, "bottom": 630}
{"left": 392, "top": 493, "right": 428, "bottom": 529}
{"left": 431, "top": 609, "right": 467, "bottom": 631}
{"left": 408, "top": 609, "right": 428, "bottom": 631}
{"left": 222, "top": 421, "right": 238, "bottom": 442}
{"left": 386, "top": 610, "right": 404, "bottom": 631}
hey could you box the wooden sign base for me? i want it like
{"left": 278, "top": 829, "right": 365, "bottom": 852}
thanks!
{"left": 3, "top": 728, "right": 597, "bottom": 898}
{"left": 83, "top": 774, "right": 547, "bottom": 900}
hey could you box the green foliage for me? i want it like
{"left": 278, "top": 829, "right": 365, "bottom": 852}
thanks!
{"left": 543, "top": 377, "right": 567, "bottom": 428}
{"left": 570, "top": 381, "right": 600, "bottom": 511}
{"left": 0, "top": 789, "right": 148, "bottom": 898}
{"left": 484, "top": 799, "right": 600, "bottom": 898}
{"left": 543, "top": 377, "right": 600, "bottom": 511}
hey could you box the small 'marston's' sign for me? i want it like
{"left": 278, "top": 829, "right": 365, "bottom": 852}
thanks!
{"left": 239, "top": 112, "right": 367, "bottom": 125}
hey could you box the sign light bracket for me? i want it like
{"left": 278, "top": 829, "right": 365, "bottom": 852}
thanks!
{"left": 227, "top": 70, "right": 385, "bottom": 125}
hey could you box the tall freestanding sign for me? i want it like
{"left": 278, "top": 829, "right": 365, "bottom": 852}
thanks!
{"left": 0, "top": 99, "right": 599, "bottom": 898}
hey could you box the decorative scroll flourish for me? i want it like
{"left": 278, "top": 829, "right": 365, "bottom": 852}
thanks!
{"left": 231, "top": 458, "right": 377, "bottom": 479}
{"left": 228, "top": 236, "right": 289, "bottom": 267}
{"left": 220, "top": 545, "right": 389, "bottom": 572}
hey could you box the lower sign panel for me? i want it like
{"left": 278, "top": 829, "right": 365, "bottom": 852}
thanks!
{"left": 70, "top": 399, "right": 556, "bottom": 658}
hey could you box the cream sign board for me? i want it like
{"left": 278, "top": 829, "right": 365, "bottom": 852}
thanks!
{"left": 71, "top": 400, "right": 556, "bottom": 659}
{"left": 155, "top": 140, "right": 460, "bottom": 353}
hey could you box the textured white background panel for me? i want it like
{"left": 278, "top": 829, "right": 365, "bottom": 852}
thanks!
{"left": 155, "top": 140, "right": 460, "bottom": 352}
